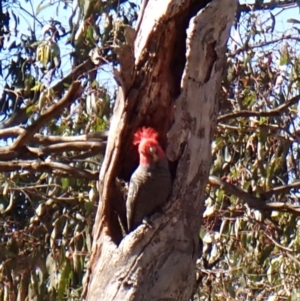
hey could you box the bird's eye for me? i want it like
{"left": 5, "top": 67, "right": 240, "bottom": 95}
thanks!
{"left": 148, "top": 146, "right": 156, "bottom": 154}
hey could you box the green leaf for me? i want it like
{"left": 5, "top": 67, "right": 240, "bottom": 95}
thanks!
{"left": 61, "top": 178, "right": 70, "bottom": 190}
{"left": 26, "top": 105, "right": 35, "bottom": 114}
{"left": 57, "top": 258, "right": 71, "bottom": 301}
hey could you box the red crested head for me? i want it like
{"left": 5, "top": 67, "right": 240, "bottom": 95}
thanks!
{"left": 133, "top": 127, "right": 159, "bottom": 145}
{"left": 133, "top": 127, "right": 166, "bottom": 165}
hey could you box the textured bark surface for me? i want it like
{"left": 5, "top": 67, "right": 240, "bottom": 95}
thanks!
{"left": 85, "top": 0, "right": 237, "bottom": 300}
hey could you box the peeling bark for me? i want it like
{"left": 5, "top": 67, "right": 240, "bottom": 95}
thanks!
{"left": 85, "top": 0, "right": 237, "bottom": 300}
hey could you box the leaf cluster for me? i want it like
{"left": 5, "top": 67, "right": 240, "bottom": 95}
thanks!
{"left": 0, "top": 0, "right": 139, "bottom": 300}
{"left": 197, "top": 7, "right": 300, "bottom": 301}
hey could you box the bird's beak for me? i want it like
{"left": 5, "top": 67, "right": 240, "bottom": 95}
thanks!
{"left": 152, "top": 152, "right": 159, "bottom": 162}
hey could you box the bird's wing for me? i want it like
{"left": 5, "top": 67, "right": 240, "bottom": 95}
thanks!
{"left": 126, "top": 174, "right": 140, "bottom": 232}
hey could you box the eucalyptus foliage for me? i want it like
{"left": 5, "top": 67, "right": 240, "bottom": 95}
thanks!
{"left": 1, "top": 0, "right": 300, "bottom": 301}
{"left": 0, "top": 0, "right": 138, "bottom": 300}
{"left": 199, "top": 6, "right": 300, "bottom": 301}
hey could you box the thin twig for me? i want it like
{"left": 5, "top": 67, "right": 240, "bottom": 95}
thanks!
{"left": 218, "top": 95, "right": 300, "bottom": 122}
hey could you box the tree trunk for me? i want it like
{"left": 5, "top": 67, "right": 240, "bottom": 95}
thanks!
{"left": 84, "top": 0, "right": 237, "bottom": 300}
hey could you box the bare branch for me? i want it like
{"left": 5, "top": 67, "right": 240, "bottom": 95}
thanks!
{"left": 0, "top": 60, "right": 94, "bottom": 130}
{"left": 217, "top": 95, "right": 300, "bottom": 122}
{"left": 238, "top": 1, "right": 297, "bottom": 13}
{"left": 0, "top": 128, "right": 108, "bottom": 145}
{"left": 263, "top": 181, "right": 300, "bottom": 199}
{"left": 230, "top": 34, "right": 300, "bottom": 57}
{"left": 0, "top": 127, "right": 107, "bottom": 160}
{"left": 27, "top": 141, "right": 106, "bottom": 157}
{"left": 51, "top": 60, "right": 94, "bottom": 97}
{"left": 67, "top": 149, "right": 104, "bottom": 160}
{"left": 208, "top": 176, "right": 300, "bottom": 215}
{"left": 32, "top": 131, "right": 108, "bottom": 145}
{"left": 0, "top": 126, "right": 25, "bottom": 139}
{"left": 17, "top": 188, "right": 83, "bottom": 204}
{"left": 0, "top": 160, "right": 98, "bottom": 180}
{"left": 10, "top": 81, "right": 81, "bottom": 151}
{"left": 262, "top": 231, "right": 293, "bottom": 252}
{"left": 0, "top": 108, "right": 31, "bottom": 130}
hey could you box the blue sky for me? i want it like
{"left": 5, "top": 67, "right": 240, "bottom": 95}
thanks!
{"left": 240, "top": 0, "right": 300, "bottom": 25}
{"left": 1, "top": 0, "right": 300, "bottom": 95}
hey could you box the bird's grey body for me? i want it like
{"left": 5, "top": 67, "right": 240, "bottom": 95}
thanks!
{"left": 126, "top": 158, "right": 172, "bottom": 232}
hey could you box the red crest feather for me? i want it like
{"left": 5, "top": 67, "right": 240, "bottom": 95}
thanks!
{"left": 133, "top": 127, "right": 159, "bottom": 145}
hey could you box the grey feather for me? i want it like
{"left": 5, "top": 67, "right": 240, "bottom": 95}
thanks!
{"left": 126, "top": 158, "right": 172, "bottom": 232}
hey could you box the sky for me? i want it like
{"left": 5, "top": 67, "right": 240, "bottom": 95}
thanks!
{"left": 240, "top": 0, "right": 300, "bottom": 25}
{"left": 1, "top": 0, "right": 300, "bottom": 98}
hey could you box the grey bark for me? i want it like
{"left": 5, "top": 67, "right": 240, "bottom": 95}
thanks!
{"left": 84, "top": 0, "right": 237, "bottom": 300}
